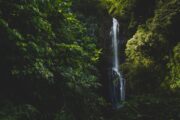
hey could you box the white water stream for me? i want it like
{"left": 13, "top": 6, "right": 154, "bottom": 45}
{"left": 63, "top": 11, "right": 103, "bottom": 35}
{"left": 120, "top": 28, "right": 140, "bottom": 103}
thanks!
{"left": 110, "top": 18, "right": 125, "bottom": 108}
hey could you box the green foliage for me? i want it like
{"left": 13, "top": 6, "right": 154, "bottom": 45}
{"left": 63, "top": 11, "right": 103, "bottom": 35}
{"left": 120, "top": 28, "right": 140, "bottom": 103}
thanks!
{"left": 99, "top": 0, "right": 180, "bottom": 118}
{"left": 122, "top": 0, "right": 180, "bottom": 94}
{"left": 101, "top": 0, "right": 156, "bottom": 38}
{"left": 0, "top": 102, "right": 40, "bottom": 120}
{"left": 107, "top": 95, "right": 180, "bottom": 120}
{"left": 166, "top": 43, "right": 180, "bottom": 90}
{"left": 101, "top": 0, "right": 135, "bottom": 17}
{"left": 0, "top": 0, "right": 103, "bottom": 120}
{"left": 1, "top": 0, "right": 180, "bottom": 119}
{"left": 54, "top": 110, "right": 75, "bottom": 120}
{"left": 126, "top": 26, "right": 154, "bottom": 66}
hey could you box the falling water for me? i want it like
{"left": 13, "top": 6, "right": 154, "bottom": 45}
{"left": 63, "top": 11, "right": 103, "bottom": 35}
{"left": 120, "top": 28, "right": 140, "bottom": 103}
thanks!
{"left": 110, "top": 18, "right": 125, "bottom": 109}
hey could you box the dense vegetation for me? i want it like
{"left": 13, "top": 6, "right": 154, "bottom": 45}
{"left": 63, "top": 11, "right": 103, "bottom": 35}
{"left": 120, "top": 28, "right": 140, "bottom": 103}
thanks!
{"left": 102, "top": 0, "right": 180, "bottom": 119}
{"left": 0, "top": 0, "right": 104, "bottom": 120}
{"left": 0, "top": 0, "right": 179, "bottom": 120}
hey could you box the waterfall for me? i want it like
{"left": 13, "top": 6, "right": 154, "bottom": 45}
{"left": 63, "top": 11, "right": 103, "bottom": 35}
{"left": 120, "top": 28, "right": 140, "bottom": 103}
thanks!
{"left": 110, "top": 18, "right": 125, "bottom": 109}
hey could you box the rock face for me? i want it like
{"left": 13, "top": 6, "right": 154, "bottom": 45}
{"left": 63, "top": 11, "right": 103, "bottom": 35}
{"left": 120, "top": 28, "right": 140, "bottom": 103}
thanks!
{"left": 97, "top": 11, "right": 112, "bottom": 101}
